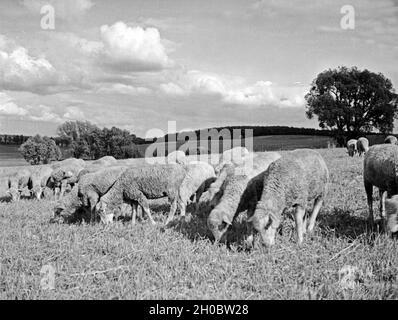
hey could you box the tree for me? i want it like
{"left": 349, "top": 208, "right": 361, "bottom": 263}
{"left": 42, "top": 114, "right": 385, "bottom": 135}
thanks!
{"left": 19, "top": 135, "right": 62, "bottom": 165}
{"left": 305, "top": 66, "right": 398, "bottom": 146}
{"left": 57, "top": 120, "right": 99, "bottom": 146}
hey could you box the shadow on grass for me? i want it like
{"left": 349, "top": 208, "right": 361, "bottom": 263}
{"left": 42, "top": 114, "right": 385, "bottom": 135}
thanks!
{"left": 317, "top": 207, "right": 386, "bottom": 241}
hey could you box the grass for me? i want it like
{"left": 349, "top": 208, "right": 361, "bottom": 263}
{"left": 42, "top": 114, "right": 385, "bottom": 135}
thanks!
{"left": 0, "top": 144, "right": 27, "bottom": 167}
{"left": 0, "top": 148, "right": 397, "bottom": 299}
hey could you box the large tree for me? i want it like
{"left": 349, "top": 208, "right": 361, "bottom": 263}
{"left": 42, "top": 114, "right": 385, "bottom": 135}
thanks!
{"left": 19, "top": 135, "right": 62, "bottom": 165}
{"left": 305, "top": 66, "right": 398, "bottom": 145}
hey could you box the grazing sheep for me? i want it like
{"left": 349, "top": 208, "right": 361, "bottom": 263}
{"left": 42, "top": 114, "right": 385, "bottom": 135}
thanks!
{"left": 207, "top": 152, "right": 281, "bottom": 241}
{"left": 49, "top": 159, "right": 85, "bottom": 198}
{"left": 165, "top": 161, "right": 216, "bottom": 224}
{"left": 6, "top": 169, "right": 32, "bottom": 201}
{"left": 384, "top": 135, "right": 398, "bottom": 145}
{"left": 347, "top": 139, "right": 358, "bottom": 157}
{"left": 384, "top": 195, "right": 398, "bottom": 234}
{"left": 214, "top": 147, "right": 250, "bottom": 175}
{"left": 249, "top": 149, "right": 329, "bottom": 247}
{"left": 51, "top": 186, "right": 82, "bottom": 224}
{"left": 78, "top": 166, "right": 127, "bottom": 221}
{"left": 30, "top": 166, "right": 53, "bottom": 199}
{"left": 356, "top": 137, "right": 369, "bottom": 157}
{"left": 363, "top": 144, "right": 398, "bottom": 224}
{"left": 92, "top": 156, "right": 117, "bottom": 166}
{"left": 167, "top": 150, "right": 188, "bottom": 165}
{"left": 96, "top": 164, "right": 186, "bottom": 225}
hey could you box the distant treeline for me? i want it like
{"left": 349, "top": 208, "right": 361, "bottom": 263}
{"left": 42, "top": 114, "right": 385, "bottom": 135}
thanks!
{"left": 0, "top": 134, "right": 30, "bottom": 145}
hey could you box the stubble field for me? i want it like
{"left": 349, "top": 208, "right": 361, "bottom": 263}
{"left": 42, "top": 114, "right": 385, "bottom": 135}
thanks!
{"left": 0, "top": 148, "right": 397, "bottom": 299}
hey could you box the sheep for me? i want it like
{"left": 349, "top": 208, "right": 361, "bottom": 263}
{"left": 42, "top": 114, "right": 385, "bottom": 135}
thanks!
{"left": 96, "top": 164, "right": 187, "bottom": 225}
{"left": 167, "top": 150, "right": 188, "bottom": 165}
{"left": 29, "top": 166, "right": 53, "bottom": 199}
{"left": 214, "top": 146, "right": 250, "bottom": 175}
{"left": 248, "top": 149, "right": 329, "bottom": 247}
{"left": 50, "top": 186, "right": 83, "bottom": 224}
{"left": 356, "top": 137, "right": 369, "bottom": 157}
{"left": 207, "top": 152, "right": 281, "bottom": 241}
{"left": 347, "top": 139, "right": 358, "bottom": 157}
{"left": 49, "top": 159, "right": 85, "bottom": 198}
{"left": 6, "top": 169, "right": 32, "bottom": 201}
{"left": 384, "top": 195, "right": 398, "bottom": 234}
{"left": 384, "top": 135, "right": 397, "bottom": 145}
{"left": 92, "top": 156, "right": 117, "bottom": 166}
{"left": 77, "top": 166, "right": 127, "bottom": 222}
{"left": 165, "top": 161, "right": 216, "bottom": 224}
{"left": 363, "top": 144, "right": 398, "bottom": 225}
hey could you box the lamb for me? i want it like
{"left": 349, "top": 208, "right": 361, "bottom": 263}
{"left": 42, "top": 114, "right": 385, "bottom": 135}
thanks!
{"left": 165, "top": 161, "right": 216, "bottom": 224}
{"left": 248, "top": 149, "right": 329, "bottom": 247}
{"left": 356, "top": 137, "right": 369, "bottom": 157}
{"left": 214, "top": 146, "right": 250, "bottom": 175}
{"left": 384, "top": 135, "right": 397, "bottom": 145}
{"left": 347, "top": 139, "right": 358, "bottom": 157}
{"left": 50, "top": 186, "right": 83, "bottom": 224}
{"left": 207, "top": 152, "right": 281, "bottom": 241}
{"left": 77, "top": 166, "right": 127, "bottom": 221}
{"left": 29, "top": 166, "right": 54, "bottom": 199}
{"left": 167, "top": 150, "right": 188, "bottom": 165}
{"left": 363, "top": 144, "right": 398, "bottom": 224}
{"left": 6, "top": 169, "right": 32, "bottom": 201}
{"left": 95, "top": 164, "right": 187, "bottom": 225}
{"left": 384, "top": 195, "right": 398, "bottom": 234}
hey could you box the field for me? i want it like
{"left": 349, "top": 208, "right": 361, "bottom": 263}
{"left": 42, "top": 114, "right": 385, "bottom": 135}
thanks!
{"left": 0, "top": 144, "right": 28, "bottom": 167}
{"left": 0, "top": 148, "right": 397, "bottom": 300}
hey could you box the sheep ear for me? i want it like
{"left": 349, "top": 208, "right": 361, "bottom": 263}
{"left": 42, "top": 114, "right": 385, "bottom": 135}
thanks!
{"left": 222, "top": 215, "right": 232, "bottom": 225}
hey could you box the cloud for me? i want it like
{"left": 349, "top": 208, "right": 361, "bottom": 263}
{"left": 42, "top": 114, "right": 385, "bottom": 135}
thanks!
{"left": 26, "top": 104, "right": 63, "bottom": 123}
{"left": 22, "top": 0, "right": 94, "bottom": 19}
{"left": 160, "top": 69, "right": 306, "bottom": 108}
{"left": 0, "top": 37, "right": 60, "bottom": 93}
{"left": 63, "top": 106, "right": 85, "bottom": 120}
{"left": 0, "top": 93, "right": 28, "bottom": 116}
{"left": 96, "top": 83, "right": 152, "bottom": 95}
{"left": 100, "top": 21, "right": 173, "bottom": 71}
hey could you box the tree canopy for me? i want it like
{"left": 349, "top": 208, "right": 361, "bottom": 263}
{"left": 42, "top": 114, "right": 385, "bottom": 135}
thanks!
{"left": 19, "top": 135, "right": 62, "bottom": 165}
{"left": 305, "top": 66, "right": 398, "bottom": 145}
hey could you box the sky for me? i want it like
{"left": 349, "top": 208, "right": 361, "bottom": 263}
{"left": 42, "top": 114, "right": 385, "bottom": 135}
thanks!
{"left": 0, "top": 0, "right": 397, "bottom": 137}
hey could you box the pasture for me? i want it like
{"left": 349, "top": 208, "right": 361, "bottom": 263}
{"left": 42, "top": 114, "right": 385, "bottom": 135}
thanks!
{"left": 0, "top": 148, "right": 397, "bottom": 300}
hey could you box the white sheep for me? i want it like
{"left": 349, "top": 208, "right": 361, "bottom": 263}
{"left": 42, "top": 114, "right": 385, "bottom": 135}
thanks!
{"left": 249, "top": 149, "right": 329, "bottom": 247}
{"left": 384, "top": 195, "right": 398, "bottom": 234}
{"left": 165, "top": 161, "right": 216, "bottom": 224}
{"left": 29, "top": 165, "right": 54, "bottom": 199}
{"left": 214, "top": 146, "right": 250, "bottom": 175}
{"left": 77, "top": 166, "right": 127, "bottom": 222}
{"left": 49, "top": 158, "right": 85, "bottom": 198}
{"left": 96, "top": 164, "right": 187, "bottom": 225}
{"left": 207, "top": 152, "right": 281, "bottom": 241}
{"left": 356, "top": 137, "right": 369, "bottom": 157}
{"left": 384, "top": 135, "right": 397, "bottom": 145}
{"left": 363, "top": 144, "right": 398, "bottom": 224}
{"left": 6, "top": 168, "right": 32, "bottom": 201}
{"left": 167, "top": 150, "right": 188, "bottom": 165}
{"left": 347, "top": 139, "right": 358, "bottom": 157}
{"left": 92, "top": 156, "right": 118, "bottom": 166}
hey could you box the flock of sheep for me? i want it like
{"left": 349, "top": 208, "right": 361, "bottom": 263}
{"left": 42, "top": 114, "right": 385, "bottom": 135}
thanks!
{"left": 1, "top": 140, "right": 398, "bottom": 248}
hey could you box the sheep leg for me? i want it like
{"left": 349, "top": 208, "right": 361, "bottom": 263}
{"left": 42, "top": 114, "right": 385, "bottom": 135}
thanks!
{"left": 165, "top": 197, "right": 179, "bottom": 225}
{"left": 131, "top": 202, "right": 137, "bottom": 225}
{"left": 307, "top": 197, "right": 323, "bottom": 233}
{"left": 364, "top": 181, "right": 374, "bottom": 224}
{"left": 379, "top": 189, "right": 387, "bottom": 219}
{"left": 136, "top": 194, "right": 156, "bottom": 225}
{"left": 294, "top": 205, "right": 306, "bottom": 245}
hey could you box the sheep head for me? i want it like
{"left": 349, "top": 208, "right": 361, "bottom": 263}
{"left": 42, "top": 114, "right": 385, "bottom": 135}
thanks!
{"left": 385, "top": 195, "right": 398, "bottom": 234}
{"left": 207, "top": 208, "right": 232, "bottom": 241}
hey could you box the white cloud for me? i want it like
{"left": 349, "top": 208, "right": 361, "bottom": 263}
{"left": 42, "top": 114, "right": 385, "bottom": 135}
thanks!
{"left": 0, "top": 39, "right": 60, "bottom": 92}
{"left": 26, "top": 104, "right": 63, "bottom": 123}
{"left": 96, "top": 83, "right": 152, "bottom": 95}
{"left": 22, "top": 0, "right": 94, "bottom": 19}
{"left": 63, "top": 106, "right": 85, "bottom": 120}
{"left": 100, "top": 21, "right": 173, "bottom": 71}
{"left": 0, "top": 93, "right": 28, "bottom": 116}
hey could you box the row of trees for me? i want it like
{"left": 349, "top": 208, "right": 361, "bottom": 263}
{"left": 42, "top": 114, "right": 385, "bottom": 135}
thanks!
{"left": 56, "top": 121, "right": 143, "bottom": 159}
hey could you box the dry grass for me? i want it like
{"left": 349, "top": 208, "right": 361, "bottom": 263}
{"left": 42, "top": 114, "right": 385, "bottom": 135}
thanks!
{"left": 0, "top": 148, "right": 397, "bottom": 299}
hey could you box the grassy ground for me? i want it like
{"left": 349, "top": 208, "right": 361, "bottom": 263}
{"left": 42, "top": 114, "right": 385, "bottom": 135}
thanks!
{"left": 0, "top": 148, "right": 397, "bottom": 299}
{"left": 0, "top": 144, "right": 27, "bottom": 167}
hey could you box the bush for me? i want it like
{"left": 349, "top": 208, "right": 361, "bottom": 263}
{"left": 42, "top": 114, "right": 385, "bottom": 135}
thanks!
{"left": 19, "top": 135, "right": 62, "bottom": 165}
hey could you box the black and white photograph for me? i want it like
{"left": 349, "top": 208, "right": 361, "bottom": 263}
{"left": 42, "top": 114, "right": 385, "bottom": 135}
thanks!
{"left": 0, "top": 0, "right": 397, "bottom": 303}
